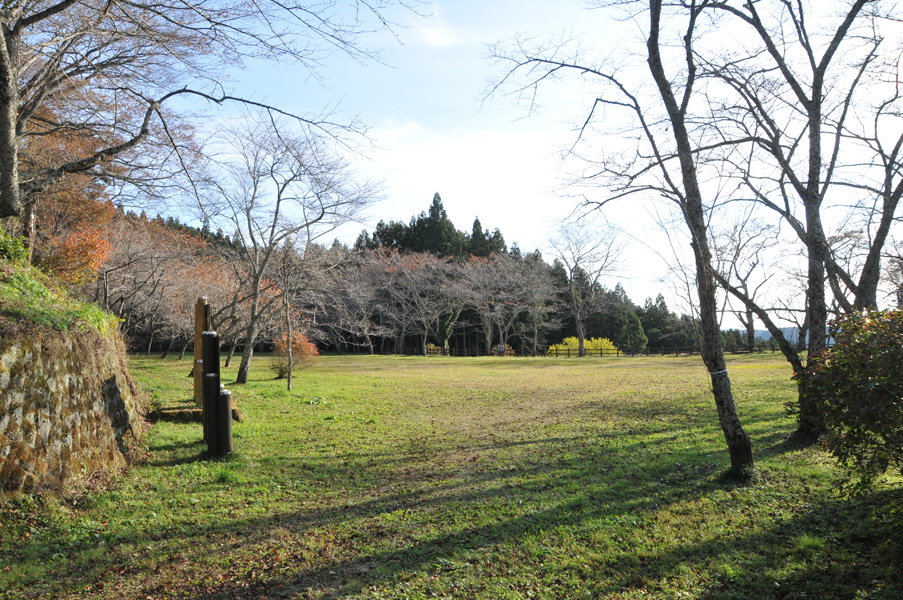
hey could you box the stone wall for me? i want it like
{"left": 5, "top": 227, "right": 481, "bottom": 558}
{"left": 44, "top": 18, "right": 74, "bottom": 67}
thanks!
{"left": 0, "top": 329, "right": 143, "bottom": 494}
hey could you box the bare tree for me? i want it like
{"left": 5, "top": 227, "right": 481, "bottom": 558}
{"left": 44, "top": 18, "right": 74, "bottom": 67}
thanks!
{"left": 549, "top": 222, "right": 623, "bottom": 357}
{"left": 313, "top": 249, "right": 394, "bottom": 354}
{"left": 207, "top": 118, "right": 377, "bottom": 384}
{"left": 513, "top": 252, "right": 558, "bottom": 356}
{"left": 0, "top": 0, "right": 420, "bottom": 221}
{"left": 461, "top": 257, "right": 502, "bottom": 355}
{"left": 492, "top": 0, "right": 754, "bottom": 474}
{"left": 93, "top": 213, "right": 235, "bottom": 352}
{"left": 384, "top": 252, "right": 447, "bottom": 356}
{"left": 693, "top": 0, "right": 900, "bottom": 438}
{"left": 712, "top": 209, "right": 780, "bottom": 352}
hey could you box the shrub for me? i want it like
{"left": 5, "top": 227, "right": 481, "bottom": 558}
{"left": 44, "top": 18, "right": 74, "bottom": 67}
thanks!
{"left": 802, "top": 310, "right": 903, "bottom": 493}
{"left": 548, "top": 336, "right": 618, "bottom": 356}
{"left": 271, "top": 331, "right": 320, "bottom": 378}
{"left": 0, "top": 226, "right": 29, "bottom": 263}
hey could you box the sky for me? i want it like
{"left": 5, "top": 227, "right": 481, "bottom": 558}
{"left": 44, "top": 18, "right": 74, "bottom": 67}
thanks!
{"left": 225, "top": 1, "right": 698, "bottom": 312}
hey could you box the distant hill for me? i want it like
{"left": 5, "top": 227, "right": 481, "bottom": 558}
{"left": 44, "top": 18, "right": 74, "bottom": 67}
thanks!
{"left": 754, "top": 328, "right": 805, "bottom": 344}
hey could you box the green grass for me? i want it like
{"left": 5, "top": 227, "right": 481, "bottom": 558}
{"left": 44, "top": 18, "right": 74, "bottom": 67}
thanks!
{"left": 0, "top": 262, "right": 118, "bottom": 333}
{"left": 1, "top": 353, "right": 900, "bottom": 599}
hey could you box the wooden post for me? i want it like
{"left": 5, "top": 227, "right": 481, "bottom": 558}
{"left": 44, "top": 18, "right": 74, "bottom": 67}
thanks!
{"left": 193, "top": 297, "right": 209, "bottom": 407}
{"left": 202, "top": 330, "right": 221, "bottom": 455}
{"left": 217, "top": 388, "right": 234, "bottom": 456}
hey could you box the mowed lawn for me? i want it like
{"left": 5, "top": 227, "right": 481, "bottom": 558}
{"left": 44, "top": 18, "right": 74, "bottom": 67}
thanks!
{"left": 2, "top": 353, "right": 901, "bottom": 599}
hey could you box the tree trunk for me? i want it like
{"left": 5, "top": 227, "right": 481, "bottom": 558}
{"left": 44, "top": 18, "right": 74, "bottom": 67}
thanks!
{"left": 160, "top": 336, "right": 177, "bottom": 359}
{"left": 690, "top": 232, "right": 754, "bottom": 474}
{"left": 742, "top": 307, "right": 755, "bottom": 352}
{"left": 235, "top": 326, "right": 259, "bottom": 384}
{"left": 179, "top": 340, "right": 191, "bottom": 361}
{"left": 285, "top": 298, "right": 294, "bottom": 392}
{"left": 800, "top": 205, "right": 829, "bottom": 440}
{"left": 22, "top": 200, "right": 35, "bottom": 261}
{"left": 224, "top": 342, "right": 238, "bottom": 368}
{"left": 647, "top": 0, "right": 753, "bottom": 474}
{"left": 575, "top": 319, "right": 587, "bottom": 357}
{"left": 0, "top": 31, "right": 21, "bottom": 219}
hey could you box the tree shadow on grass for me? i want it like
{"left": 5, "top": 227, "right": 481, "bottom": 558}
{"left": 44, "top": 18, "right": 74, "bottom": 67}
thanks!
{"left": 2, "top": 430, "right": 727, "bottom": 599}
{"left": 6, "top": 413, "right": 888, "bottom": 600}
{"left": 622, "top": 486, "right": 903, "bottom": 600}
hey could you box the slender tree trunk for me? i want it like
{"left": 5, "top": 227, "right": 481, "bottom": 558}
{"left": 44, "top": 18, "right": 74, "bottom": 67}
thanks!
{"left": 575, "top": 319, "right": 587, "bottom": 358}
{"left": 160, "top": 336, "right": 177, "bottom": 359}
{"left": 741, "top": 307, "right": 755, "bottom": 352}
{"left": 648, "top": 0, "right": 752, "bottom": 474}
{"left": 568, "top": 283, "right": 587, "bottom": 357}
{"left": 235, "top": 330, "right": 256, "bottom": 385}
{"left": 224, "top": 342, "right": 238, "bottom": 368}
{"left": 179, "top": 340, "right": 191, "bottom": 361}
{"left": 22, "top": 200, "right": 35, "bottom": 261}
{"left": 145, "top": 332, "right": 154, "bottom": 355}
{"left": 854, "top": 195, "right": 897, "bottom": 309}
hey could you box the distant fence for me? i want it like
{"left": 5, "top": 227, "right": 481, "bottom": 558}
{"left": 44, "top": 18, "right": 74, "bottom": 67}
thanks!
{"left": 399, "top": 346, "right": 779, "bottom": 358}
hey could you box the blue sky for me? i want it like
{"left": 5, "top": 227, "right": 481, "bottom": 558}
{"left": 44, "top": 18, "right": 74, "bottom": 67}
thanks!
{"left": 230, "top": 1, "right": 682, "bottom": 308}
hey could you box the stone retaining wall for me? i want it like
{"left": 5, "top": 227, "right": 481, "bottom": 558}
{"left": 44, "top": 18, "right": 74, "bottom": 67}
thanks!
{"left": 0, "top": 330, "right": 142, "bottom": 494}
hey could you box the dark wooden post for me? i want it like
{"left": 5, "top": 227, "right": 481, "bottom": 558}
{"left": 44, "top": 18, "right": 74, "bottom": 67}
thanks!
{"left": 217, "top": 388, "right": 234, "bottom": 455}
{"left": 202, "top": 331, "right": 219, "bottom": 450}
{"left": 193, "top": 297, "right": 209, "bottom": 407}
{"left": 201, "top": 330, "right": 233, "bottom": 457}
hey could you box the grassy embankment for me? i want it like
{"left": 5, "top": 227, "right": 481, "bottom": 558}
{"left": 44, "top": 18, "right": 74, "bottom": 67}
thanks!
{"left": 1, "top": 353, "right": 900, "bottom": 599}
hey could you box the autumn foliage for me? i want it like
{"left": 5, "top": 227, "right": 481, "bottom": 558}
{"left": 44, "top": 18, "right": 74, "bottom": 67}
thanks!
{"left": 271, "top": 331, "right": 320, "bottom": 378}
{"left": 40, "top": 226, "right": 113, "bottom": 284}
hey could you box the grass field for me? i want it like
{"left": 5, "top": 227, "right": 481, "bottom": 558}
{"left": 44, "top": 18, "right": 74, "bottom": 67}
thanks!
{"left": 1, "top": 353, "right": 900, "bottom": 599}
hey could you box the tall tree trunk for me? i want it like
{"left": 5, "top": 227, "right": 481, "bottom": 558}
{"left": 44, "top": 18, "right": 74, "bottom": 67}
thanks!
{"left": 0, "top": 31, "right": 21, "bottom": 219}
{"left": 648, "top": 0, "right": 753, "bottom": 474}
{"left": 800, "top": 206, "right": 829, "bottom": 440}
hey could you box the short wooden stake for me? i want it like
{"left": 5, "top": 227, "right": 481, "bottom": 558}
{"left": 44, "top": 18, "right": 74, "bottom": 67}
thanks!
{"left": 216, "top": 389, "right": 234, "bottom": 456}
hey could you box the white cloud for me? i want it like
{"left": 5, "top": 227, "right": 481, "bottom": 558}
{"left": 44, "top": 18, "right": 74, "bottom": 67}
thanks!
{"left": 407, "top": 4, "right": 462, "bottom": 47}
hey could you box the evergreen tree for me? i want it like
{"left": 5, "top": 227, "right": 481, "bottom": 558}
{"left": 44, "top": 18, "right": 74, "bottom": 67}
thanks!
{"left": 373, "top": 219, "right": 409, "bottom": 250}
{"left": 487, "top": 228, "right": 507, "bottom": 256}
{"left": 469, "top": 217, "right": 490, "bottom": 257}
